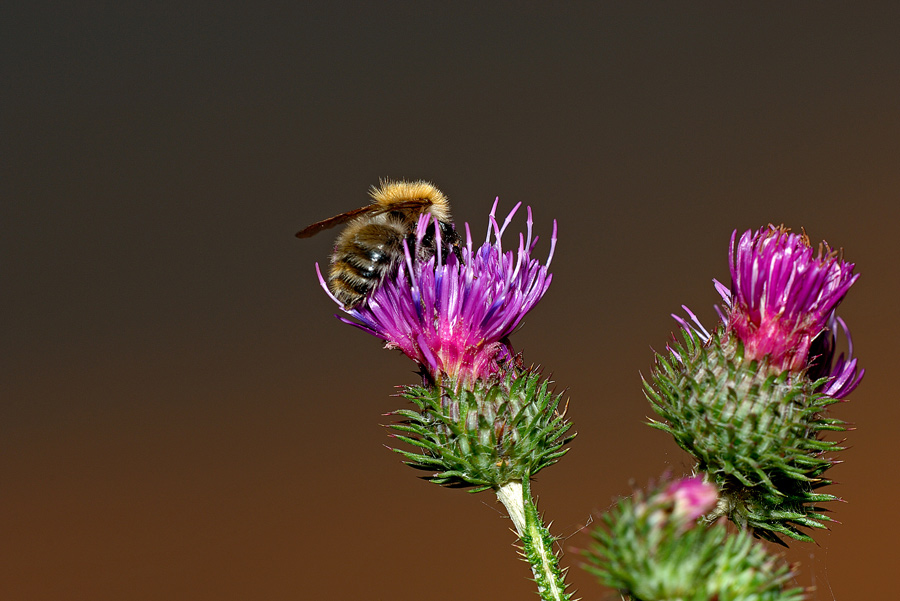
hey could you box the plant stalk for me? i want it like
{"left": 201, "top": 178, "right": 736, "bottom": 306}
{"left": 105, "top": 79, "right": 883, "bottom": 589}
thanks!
{"left": 496, "top": 480, "right": 570, "bottom": 601}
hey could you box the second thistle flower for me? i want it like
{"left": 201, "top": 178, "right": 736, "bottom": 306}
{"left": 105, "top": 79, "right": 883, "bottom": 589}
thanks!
{"left": 648, "top": 225, "right": 863, "bottom": 543}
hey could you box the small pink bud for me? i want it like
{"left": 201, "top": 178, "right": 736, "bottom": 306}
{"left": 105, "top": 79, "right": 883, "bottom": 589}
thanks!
{"left": 663, "top": 477, "right": 717, "bottom": 523}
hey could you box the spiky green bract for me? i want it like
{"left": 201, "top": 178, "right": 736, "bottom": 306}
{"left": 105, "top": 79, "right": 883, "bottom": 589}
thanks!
{"left": 646, "top": 329, "right": 846, "bottom": 543}
{"left": 388, "top": 369, "right": 574, "bottom": 492}
{"left": 582, "top": 483, "right": 805, "bottom": 601}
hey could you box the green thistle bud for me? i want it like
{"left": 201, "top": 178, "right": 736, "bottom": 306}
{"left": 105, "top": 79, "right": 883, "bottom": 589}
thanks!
{"left": 646, "top": 330, "right": 846, "bottom": 543}
{"left": 582, "top": 478, "right": 806, "bottom": 601}
{"left": 387, "top": 369, "right": 574, "bottom": 492}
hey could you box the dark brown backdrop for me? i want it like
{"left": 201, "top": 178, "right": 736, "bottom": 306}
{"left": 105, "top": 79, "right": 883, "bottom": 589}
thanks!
{"left": 3, "top": 3, "right": 898, "bottom": 599}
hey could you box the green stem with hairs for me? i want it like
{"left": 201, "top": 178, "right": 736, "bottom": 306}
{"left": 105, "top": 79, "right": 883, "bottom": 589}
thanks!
{"left": 496, "top": 479, "right": 572, "bottom": 601}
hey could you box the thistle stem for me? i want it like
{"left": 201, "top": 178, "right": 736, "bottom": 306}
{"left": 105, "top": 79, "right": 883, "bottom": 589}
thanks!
{"left": 496, "top": 480, "right": 571, "bottom": 601}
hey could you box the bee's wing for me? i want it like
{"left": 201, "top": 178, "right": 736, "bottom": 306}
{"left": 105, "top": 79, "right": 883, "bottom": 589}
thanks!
{"left": 295, "top": 205, "right": 379, "bottom": 238}
{"left": 295, "top": 199, "right": 432, "bottom": 238}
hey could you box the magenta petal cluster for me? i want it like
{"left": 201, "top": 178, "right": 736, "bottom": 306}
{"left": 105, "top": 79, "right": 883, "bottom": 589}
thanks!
{"left": 717, "top": 226, "right": 861, "bottom": 385}
{"left": 318, "top": 200, "right": 556, "bottom": 387}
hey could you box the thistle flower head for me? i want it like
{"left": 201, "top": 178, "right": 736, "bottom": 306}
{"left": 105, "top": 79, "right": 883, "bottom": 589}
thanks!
{"left": 319, "top": 200, "right": 556, "bottom": 388}
{"left": 720, "top": 225, "right": 859, "bottom": 375}
{"left": 652, "top": 225, "right": 863, "bottom": 543}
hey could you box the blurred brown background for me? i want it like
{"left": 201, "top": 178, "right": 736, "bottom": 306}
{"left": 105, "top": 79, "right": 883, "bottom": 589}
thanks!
{"left": 3, "top": 3, "right": 898, "bottom": 600}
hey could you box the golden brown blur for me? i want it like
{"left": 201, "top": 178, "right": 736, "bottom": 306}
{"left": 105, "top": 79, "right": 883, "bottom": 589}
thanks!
{"left": 4, "top": 4, "right": 898, "bottom": 600}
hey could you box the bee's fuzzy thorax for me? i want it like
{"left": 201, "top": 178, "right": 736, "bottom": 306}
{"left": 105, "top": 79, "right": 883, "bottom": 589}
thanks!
{"left": 370, "top": 179, "right": 452, "bottom": 222}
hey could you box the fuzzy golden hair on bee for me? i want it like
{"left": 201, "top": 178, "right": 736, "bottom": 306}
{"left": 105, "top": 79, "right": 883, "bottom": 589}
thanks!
{"left": 368, "top": 179, "right": 452, "bottom": 223}
{"left": 296, "top": 179, "right": 460, "bottom": 309}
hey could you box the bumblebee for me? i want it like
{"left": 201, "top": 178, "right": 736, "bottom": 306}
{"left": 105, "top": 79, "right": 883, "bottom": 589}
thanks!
{"left": 297, "top": 179, "right": 461, "bottom": 308}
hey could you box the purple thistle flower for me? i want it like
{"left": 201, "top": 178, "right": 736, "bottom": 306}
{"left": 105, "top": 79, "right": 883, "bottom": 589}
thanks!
{"left": 717, "top": 226, "right": 861, "bottom": 385}
{"left": 317, "top": 200, "right": 556, "bottom": 387}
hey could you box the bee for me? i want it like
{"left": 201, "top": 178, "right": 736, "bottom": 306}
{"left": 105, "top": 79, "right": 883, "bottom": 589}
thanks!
{"left": 296, "top": 179, "right": 461, "bottom": 309}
